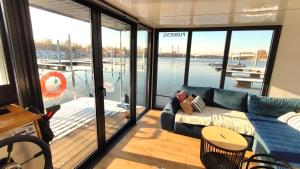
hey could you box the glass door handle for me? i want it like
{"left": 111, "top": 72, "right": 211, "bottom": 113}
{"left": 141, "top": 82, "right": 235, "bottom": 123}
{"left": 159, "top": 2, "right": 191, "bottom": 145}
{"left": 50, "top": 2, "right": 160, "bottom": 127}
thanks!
{"left": 97, "top": 87, "right": 106, "bottom": 97}
{"left": 103, "top": 88, "right": 106, "bottom": 96}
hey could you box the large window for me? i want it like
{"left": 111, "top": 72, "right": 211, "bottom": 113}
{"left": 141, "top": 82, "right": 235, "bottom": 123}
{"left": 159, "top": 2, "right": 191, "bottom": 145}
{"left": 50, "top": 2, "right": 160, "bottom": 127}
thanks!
{"left": 136, "top": 27, "right": 149, "bottom": 117}
{"left": 29, "top": 3, "right": 96, "bottom": 168}
{"left": 188, "top": 31, "right": 227, "bottom": 87}
{"left": 154, "top": 28, "right": 280, "bottom": 108}
{"left": 101, "top": 14, "right": 131, "bottom": 140}
{"left": 224, "top": 30, "right": 273, "bottom": 95}
{"left": 156, "top": 32, "right": 188, "bottom": 107}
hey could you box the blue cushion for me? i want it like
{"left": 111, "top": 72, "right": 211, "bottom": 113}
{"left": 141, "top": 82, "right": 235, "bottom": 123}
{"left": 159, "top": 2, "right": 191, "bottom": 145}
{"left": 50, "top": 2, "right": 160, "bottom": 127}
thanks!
{"left": 169, "top": 96, "right": 180, "bottom": 114}
{"left": 247, "top": 113, "right": 281, "bottom": 123}
{"left": 212, "top": 88, "right": 248, "bottom": 112}
{"left": 248, "top": 95, "right": 300, "bottom": 117}
{"left": 180, "top": 85, "right": 212, "bottom": 106}
{"left": 249, "top": 114, "right": 300, "bottom": 164}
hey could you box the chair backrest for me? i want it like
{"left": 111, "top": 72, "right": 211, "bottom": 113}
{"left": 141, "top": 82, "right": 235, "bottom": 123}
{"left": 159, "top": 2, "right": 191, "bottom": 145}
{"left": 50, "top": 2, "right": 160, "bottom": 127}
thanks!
{"left": 241, "top": 154, "right": 293, "bottom": 169}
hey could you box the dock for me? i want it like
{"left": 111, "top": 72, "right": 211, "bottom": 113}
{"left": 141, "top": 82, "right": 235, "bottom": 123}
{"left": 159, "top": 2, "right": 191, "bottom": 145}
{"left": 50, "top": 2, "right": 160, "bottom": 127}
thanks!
{"left": 38, "top": 63, "right": 67, "bottom": 71}
{"left": 235, "top": 78, "right": 263, "bottom": 88}
{"left": 226, "top": 70, "right": 264, "bottom": 78}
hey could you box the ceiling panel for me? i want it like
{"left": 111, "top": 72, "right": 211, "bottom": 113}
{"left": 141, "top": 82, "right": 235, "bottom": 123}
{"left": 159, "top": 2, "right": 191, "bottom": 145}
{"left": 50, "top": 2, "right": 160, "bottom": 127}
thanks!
{"left": 103, "top": 0, "right": 300, "bottom": 28}
{"left": 29, "top": 0, "right": 300, "bottom": 28}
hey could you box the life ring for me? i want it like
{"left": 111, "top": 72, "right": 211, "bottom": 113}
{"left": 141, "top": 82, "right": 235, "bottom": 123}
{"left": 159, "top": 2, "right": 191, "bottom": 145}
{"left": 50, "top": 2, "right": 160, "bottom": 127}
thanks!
{"left": 104, "top": 81, "right": 114, "bottom": 93}
{"left": 40, "top": 71, "right": 67, "bottom": 98}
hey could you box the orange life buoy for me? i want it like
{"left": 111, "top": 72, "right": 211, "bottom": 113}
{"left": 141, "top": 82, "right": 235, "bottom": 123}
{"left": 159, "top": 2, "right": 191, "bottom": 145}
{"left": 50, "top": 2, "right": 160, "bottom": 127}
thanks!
{"left": 40, "top": 71, "right": 67, "bottom": 98}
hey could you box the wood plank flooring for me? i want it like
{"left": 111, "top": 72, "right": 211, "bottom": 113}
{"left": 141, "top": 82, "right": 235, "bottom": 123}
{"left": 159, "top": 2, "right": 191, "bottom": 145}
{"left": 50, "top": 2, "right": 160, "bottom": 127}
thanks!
{"left": 50, "top": 107, "right": 145, "bottom": 169}
{"left": 94, "top": 110, "right": 253, "bottom": 169}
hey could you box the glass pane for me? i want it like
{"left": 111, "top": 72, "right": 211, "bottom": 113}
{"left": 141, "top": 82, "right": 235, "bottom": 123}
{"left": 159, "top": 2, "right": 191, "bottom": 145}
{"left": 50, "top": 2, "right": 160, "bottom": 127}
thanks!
{"left": 101, "top": 14, "right": 131, "bottom": 140}
{"left": 156, "top": 32, "right": 188, "bottom": 107}
{"left": 0, "top": 32, "right": 9, "bottom": 86}
{"left": 224, "top": 30, "right": 273, "bottom": 95}
{"left": 29, "top": 3, "right": 97, "bottom": 168}
{"left": 136, "top": 28, "right": 148, "bottom": 117}
{"left": 189, "top": 31, "right": 227, "bottom": 87}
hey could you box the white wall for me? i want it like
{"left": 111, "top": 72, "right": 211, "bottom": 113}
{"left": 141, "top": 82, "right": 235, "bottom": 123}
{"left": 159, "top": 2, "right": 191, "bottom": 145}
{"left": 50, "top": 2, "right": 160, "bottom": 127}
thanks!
{"left": 269, "top": 9, "right": 300, "bottom": 98}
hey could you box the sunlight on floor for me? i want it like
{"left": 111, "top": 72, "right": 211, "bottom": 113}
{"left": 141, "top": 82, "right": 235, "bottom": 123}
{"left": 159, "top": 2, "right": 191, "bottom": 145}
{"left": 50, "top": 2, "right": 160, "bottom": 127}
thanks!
{"left": 94, "top": 110, "right": 204, "bottom": 169}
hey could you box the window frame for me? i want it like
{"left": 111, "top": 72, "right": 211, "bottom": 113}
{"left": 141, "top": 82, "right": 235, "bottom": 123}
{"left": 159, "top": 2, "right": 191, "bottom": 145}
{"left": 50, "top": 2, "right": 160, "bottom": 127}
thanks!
{"left": 152, "top": 26, "right": 282, "bottom": 109}
{"left": 0, "top": 3, "right": 17, "bottom": 107}
{"left": 154, "top": 30, "right": 189, "bottom": 107}
{"left": 136, "top": 26, "right": 152, "bottom": 120}
{"left": 2, "top": 0, "right": 154, "bottom": 168}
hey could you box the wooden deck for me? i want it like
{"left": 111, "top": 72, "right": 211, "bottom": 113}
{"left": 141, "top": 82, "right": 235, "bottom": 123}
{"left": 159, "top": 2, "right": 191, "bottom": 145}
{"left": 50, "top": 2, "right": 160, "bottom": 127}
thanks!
{"left": 95, "top": 110, "right": 253, "bottom": 169}
{"left": 50, "top": 98, "right": 145, "bottom": 169}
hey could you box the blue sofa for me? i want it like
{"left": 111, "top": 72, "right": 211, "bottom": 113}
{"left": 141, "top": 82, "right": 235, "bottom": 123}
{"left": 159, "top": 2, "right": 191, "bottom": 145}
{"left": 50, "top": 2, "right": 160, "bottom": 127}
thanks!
{"left": 160, "top": 85, "right": 300, "bottom": 167}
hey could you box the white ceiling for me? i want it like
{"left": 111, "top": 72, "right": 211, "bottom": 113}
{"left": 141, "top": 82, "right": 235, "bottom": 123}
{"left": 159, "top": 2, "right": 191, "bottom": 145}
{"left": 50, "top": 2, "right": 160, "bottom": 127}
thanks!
{"left": 103, "top": 0, "right": 300, "bottom": 28}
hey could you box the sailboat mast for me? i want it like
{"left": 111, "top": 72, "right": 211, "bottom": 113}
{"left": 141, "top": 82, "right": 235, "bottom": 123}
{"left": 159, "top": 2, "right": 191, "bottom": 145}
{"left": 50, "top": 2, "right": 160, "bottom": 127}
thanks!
{"left": 69, "top": 34, "right": 77, "bottom": 99}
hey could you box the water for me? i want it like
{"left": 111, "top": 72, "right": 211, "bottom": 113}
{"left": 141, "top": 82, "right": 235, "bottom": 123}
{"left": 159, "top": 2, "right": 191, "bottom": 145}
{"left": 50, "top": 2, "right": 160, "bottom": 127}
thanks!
{"left": 155, "top": 57, "right": 267, "bottom": 107}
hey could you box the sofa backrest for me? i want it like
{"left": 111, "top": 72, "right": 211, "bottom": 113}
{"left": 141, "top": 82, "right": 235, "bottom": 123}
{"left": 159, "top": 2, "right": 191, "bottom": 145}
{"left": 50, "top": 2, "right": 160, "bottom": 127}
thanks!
{"left": 248, "top": 95, "right": 300, "bottom": 117}
{"left": 180, "top": 85, "right": 213, "bottom": 106}
{"left": 212, "top": 88, "right": 248, "bottom": 112}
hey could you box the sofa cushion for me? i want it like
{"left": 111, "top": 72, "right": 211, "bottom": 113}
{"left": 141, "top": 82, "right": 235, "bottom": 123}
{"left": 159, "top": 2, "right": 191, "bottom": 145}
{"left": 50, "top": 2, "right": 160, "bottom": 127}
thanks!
{"left": 249, "top": 113, "right": 300, "bottom": 164}
{"left": 248, "top": 95, "right": 300, "bottom": 117}
{"left": 212, "top": 88, "right": 248, "bottom": 112}
{"left": 286, "top": 114, "right": 300, "bottom": 132}
{"left": 169, "top": 96, "right": 180, "bottom": 114}
{"left": 180, "top": 85, "right": 212, "bottom": 106}
{"left": 175, "top": 106, "right": 254, "bottom": 136}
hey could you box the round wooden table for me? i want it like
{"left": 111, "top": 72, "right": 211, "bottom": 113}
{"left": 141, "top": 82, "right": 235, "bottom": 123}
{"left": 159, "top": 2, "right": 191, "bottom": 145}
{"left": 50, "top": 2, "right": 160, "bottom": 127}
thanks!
{"left": 200, "top": 126, "right": 248, "bottom": 169}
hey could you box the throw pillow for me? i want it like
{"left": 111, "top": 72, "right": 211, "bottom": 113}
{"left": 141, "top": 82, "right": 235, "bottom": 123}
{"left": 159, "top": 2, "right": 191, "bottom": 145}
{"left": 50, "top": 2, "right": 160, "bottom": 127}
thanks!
{"left": 287, "top": 114, "right": 300, "bottom": 131}
{"left": 192, "top": 96, "right": 206, "bottom": 112}
{"left": 278, "top": 112, "right": 297, "bottom": 123}
{"left": 176, "top": 91, "right": 187, "bottom": 103}
{"left": 187, "top": 95, "right": 194, "bottom": 102}
{"left": 179, "top": 98, "right": 194, "bottom": 114}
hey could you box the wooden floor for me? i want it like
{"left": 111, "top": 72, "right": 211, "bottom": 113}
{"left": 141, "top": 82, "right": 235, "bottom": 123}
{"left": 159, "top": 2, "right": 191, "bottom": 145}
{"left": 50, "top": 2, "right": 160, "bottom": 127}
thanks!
{"left": 94, "top": 110, "right": 252, "bottom": 169}
{"left": 50, "top": 108, "right": 145, "bottom": 169}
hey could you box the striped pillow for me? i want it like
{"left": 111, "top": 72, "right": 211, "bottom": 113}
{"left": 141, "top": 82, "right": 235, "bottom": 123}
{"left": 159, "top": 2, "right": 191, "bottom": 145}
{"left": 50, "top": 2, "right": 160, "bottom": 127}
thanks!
{"left": 192, "top": 96, "right": 206, "bottom": 112}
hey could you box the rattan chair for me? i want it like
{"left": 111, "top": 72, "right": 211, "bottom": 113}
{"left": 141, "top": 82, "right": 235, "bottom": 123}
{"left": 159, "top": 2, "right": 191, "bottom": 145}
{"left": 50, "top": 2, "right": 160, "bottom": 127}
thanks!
{"left": 240, "top": 154, "right": 293, "bottom": 169}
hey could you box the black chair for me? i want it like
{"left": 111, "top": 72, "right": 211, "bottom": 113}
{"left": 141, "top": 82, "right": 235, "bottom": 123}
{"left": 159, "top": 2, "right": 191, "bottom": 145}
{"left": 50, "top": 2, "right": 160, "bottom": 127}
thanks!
{"left": 240, "top": 154, "right": 293, "bottom": 169}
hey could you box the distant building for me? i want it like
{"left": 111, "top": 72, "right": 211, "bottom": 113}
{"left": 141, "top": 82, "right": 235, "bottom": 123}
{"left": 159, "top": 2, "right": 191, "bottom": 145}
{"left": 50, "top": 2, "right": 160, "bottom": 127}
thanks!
{"left": 257, "top": 50, "right": 267, "bottom": 59}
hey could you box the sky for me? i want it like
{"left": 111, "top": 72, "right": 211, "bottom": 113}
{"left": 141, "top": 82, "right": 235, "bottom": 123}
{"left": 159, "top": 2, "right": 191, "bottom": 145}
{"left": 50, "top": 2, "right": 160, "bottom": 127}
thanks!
{"left": 29, "top": 6, "right": 273, "bottom": 55}
{"left": 30, "top": 7, "right": 91, "bottom": 46}
{"left": 29, "top": 7, "right": 131, "bottom": 48}
{"left": 159, "top": 30, "right": 273, "bottom": 55}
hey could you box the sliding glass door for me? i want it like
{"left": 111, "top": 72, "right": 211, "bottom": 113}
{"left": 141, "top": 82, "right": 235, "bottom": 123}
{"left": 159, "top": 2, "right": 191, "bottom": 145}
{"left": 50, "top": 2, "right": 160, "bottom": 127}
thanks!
{"left": 136, "top": 27, "right": 149, "bottom": 117}
{"left": 29, "top": 2, "right": 97, "bottom": 168}
{"left": 101, "top": 14, "right": 132, "bottom": 140}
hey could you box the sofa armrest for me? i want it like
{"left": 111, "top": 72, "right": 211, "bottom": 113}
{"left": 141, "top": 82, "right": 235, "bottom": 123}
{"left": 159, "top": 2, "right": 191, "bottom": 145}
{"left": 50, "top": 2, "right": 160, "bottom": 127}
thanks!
{"left": 160, "top": 102, "right": 178, "bottom": 131}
